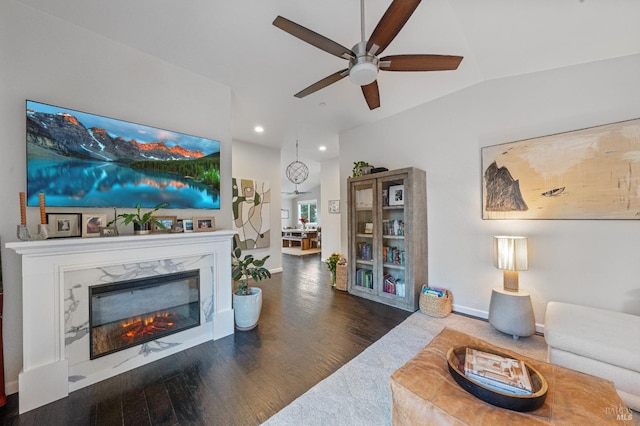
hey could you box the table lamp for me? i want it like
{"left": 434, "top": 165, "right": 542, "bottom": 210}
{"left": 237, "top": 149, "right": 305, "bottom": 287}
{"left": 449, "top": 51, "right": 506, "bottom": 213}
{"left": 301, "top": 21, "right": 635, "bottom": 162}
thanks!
{"left": 493, "top": 236, "right": 528, "bottom": 292}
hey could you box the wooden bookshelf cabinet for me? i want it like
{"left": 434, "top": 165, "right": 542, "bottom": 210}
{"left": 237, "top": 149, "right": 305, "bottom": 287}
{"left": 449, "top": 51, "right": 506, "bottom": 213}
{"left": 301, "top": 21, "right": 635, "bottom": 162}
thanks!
{"left": 347, "top": 167, "right": 427, "bottom": 311}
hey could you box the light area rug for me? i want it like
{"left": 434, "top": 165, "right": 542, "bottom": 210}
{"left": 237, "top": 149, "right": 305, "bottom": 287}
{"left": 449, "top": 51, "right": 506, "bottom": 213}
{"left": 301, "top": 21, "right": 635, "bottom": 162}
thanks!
{"left": 282, "top": 247, "right": 322, "bottom": 256}
{"left": 262, "top": 312, "right": 550, "bottom": 426}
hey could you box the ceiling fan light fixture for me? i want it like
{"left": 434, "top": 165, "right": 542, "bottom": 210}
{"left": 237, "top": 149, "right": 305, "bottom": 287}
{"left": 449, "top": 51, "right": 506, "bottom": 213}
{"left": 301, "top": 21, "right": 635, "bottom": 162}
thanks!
{"left": 349, "top": 61, "right": 378, "bottom": 86}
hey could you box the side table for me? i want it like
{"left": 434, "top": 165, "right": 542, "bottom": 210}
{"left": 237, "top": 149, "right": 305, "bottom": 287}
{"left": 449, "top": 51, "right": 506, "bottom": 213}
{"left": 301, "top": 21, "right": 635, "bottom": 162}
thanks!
{"left": 488, "top": 288, "right": 535, "bottom": 340}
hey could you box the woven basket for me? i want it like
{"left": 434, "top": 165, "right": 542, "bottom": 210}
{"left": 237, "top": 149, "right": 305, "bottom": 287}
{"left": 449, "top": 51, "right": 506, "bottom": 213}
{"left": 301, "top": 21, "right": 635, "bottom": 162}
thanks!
{"left": 335, "top": 263, "right": 348, "bottom": 291}
{"left": 419, "top": 286, "right": 452, "bottom": 317}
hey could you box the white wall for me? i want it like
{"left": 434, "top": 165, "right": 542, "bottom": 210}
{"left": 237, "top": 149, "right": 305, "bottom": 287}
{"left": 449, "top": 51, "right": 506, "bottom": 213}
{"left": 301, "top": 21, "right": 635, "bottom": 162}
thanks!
{"left": 340, "top": 54, "right": 640, "bottom": 328}
{"left": 1, "top": 1, "right": 232, "bottom": 394}
{"left": 281, "top": 198, "right": 295, "bottom": 228}
{"left": 231, "top": 139, "right": 283, "bottom": 273}
{"left": 320, "top": 160, "right": 341, "bottom": 261}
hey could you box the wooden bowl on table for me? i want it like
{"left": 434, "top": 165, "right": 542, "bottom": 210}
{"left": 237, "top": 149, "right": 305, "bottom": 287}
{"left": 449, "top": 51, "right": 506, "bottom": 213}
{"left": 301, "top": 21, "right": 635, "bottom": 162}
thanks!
{"left": 446, "top": 345, "right": 548, "bottom": 412}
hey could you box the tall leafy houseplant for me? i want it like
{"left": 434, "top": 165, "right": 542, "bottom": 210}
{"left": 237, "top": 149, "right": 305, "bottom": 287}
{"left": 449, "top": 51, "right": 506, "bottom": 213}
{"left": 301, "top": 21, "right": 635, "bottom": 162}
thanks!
{"left": 232, "top": 247, "right": 271, "bottom": 295}
{"left": 107, "top": 203, "right": 169, "bottom": 234}
{"left": 232, "top": 247, "right": 271, "bottom": 330}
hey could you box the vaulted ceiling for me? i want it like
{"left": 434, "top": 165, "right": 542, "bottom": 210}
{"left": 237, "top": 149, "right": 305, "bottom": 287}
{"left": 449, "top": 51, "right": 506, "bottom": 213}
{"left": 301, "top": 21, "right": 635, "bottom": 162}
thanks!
{"left": 17, "top": 0, "right": 640, "bottom": 193}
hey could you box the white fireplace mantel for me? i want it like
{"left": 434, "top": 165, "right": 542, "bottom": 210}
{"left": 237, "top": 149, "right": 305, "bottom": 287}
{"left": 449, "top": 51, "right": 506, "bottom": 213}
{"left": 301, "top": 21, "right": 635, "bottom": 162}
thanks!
{"left": 6, "top": 230, "right": 236, "bottom": 413}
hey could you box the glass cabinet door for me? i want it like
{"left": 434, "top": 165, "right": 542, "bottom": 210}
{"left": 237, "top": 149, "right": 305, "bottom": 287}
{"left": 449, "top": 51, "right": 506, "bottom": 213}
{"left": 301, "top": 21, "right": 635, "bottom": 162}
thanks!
{"left": 351, "top": 180, "right": 376, "bottom": 291}
{"left": 379, "top": 175, "right": 407, "bottom": 301}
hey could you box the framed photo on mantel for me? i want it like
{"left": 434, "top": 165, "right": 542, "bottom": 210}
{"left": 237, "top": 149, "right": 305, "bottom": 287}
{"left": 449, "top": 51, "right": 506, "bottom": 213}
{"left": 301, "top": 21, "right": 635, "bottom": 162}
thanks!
{"left": 194, "top": 216, "right": 216, "bottom": 232}
{"left": 47, "top": 213, "right": 81, "bottom": 238}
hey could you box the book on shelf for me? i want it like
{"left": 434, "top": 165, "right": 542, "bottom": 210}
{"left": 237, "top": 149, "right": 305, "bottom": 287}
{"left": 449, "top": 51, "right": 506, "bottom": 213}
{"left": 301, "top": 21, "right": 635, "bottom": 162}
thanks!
{"left": 382, "top": 274, "right": 405, "bottom": 297}
{"left": 382, "top": 219, "right": 404, "bottom": 236}
{"left": 383, "top": 246, "right": 405, "bottom": 265}
{"left": 464, "top": 348, "right": 533, "bottom": 395}
{"left": 356, "top": 268, "right": 374, "bottom": 289}
{"left": 358, "top": 242, "right": 373, "bottom": 260}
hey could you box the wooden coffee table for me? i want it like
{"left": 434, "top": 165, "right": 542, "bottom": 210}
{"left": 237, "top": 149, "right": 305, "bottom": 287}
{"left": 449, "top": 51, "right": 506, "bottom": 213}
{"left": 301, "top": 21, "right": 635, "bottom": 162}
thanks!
{"left": 391, "top": 328, "right": 634, "bottom": 425}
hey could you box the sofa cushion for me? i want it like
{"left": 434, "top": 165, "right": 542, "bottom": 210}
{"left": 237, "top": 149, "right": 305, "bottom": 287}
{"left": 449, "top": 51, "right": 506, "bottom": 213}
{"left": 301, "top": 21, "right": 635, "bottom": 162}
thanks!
{"left": 544, "top": 302, "right": 640, "bottom": 373}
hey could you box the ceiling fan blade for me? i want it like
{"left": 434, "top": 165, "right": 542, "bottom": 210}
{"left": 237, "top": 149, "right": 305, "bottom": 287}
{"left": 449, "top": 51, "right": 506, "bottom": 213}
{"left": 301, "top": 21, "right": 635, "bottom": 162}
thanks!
{"left": 294, "top": 69, "right": 349, "bottom": 98}
{"left": 366, "top": 0, "right": 422, "bottom": 56}
{"left": 361, "top": 80, "right": 380, "bottom": 110}
{"left": 273, "top": 16, "right": 355, "bottom": 60}
{"left": 379, "top": 54, "right": 463, "bottom": 71}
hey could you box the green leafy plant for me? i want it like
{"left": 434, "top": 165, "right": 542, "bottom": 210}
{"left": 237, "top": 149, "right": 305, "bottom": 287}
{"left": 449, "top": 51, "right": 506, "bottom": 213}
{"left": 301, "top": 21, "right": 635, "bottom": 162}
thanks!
{"left": 107, "top": 203, "right": 169, "bottom": 229}
{"left": 232, "top": 247, "right": 271, "bottom": 296}
{"left": 352, "top": 161, "right": 370, "bottom": 177}
{"left": 326, "top": 253, "right": 342, "bottom": 275}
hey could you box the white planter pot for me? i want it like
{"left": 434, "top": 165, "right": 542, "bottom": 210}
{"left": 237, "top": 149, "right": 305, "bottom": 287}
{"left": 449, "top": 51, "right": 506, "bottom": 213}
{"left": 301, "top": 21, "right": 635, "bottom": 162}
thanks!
{"left": 233, "top": 287, "right": 262, "bottom": 330}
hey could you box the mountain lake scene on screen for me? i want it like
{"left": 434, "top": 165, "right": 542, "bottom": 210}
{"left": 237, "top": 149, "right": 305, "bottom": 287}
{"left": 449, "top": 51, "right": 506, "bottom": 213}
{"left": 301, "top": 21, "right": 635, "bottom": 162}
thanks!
{"left": 26, "top": 100, "right": 220, "bottom": 209}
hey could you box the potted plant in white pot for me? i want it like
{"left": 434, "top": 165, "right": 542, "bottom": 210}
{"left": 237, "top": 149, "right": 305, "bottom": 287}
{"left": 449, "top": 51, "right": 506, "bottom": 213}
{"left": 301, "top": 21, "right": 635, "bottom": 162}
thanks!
{"left": 232, "top": 247, "right": 271, "bottom": 330}
{"left": 108, "top": 202, "right": 168, "bottom": 234}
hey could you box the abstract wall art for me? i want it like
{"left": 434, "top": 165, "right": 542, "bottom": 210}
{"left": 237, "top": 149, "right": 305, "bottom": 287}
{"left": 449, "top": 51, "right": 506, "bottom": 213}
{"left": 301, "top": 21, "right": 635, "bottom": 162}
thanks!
{"left": 232, "top": 178, "right": 271, "bottom": 249}
{"left": 482, "top": 118, "right": 640, "bottom": 219}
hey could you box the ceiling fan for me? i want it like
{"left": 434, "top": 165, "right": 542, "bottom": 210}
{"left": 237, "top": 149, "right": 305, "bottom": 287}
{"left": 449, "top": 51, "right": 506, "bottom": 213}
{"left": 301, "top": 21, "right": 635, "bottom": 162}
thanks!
{"left": 273, "top": 0, "right": 463, "bottom": 110}
{"left": 282, "top": 183, "right": 311, "bottom": 197}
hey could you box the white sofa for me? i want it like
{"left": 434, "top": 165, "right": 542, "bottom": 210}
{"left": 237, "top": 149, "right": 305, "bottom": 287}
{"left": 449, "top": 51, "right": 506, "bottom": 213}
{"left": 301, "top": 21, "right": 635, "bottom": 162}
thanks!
{"left": 544, "top": 301, "right": 640, "bottom": 411}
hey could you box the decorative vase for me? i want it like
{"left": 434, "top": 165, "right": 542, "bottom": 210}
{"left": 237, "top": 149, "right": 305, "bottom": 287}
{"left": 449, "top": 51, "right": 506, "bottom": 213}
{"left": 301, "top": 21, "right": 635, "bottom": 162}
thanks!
{"left": 330, "top": 270, "right": 336, "bottom": 287}
{"left": 133, "top": 222, "right": 152, "bottom": 235}
{"left": 233, "top": 287, "right": 263, "bottom": 330}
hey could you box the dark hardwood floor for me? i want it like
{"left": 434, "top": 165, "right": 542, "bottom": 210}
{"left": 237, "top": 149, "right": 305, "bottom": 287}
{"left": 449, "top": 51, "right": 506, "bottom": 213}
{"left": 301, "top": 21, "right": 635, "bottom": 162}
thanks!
{"left": 0, "top": 254, "right": 411, "bottom": 425}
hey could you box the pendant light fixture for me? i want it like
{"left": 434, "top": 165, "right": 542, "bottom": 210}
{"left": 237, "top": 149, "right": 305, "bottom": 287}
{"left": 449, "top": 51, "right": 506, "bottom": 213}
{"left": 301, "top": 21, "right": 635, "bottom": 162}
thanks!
{"left": 286, "top": 140, "right": 309, "bottom": 185}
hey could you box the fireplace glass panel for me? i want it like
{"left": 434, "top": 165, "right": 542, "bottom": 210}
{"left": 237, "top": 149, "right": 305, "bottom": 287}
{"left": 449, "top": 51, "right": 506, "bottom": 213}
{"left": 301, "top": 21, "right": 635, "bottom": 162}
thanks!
{"left": 90, "top": 270, "right": 200, "bottom": 359}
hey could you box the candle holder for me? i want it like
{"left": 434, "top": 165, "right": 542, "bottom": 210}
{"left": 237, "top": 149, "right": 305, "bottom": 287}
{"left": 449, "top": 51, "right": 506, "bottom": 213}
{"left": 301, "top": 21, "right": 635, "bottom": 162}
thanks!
{"left": 17, "top": 224, "right": 49, "bottom": 241}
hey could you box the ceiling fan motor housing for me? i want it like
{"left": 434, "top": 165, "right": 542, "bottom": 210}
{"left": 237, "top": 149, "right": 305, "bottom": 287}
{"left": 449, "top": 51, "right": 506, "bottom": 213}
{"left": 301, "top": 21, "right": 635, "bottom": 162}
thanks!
{"left": 349, "top": 41, "right": 379, "bottom": 86}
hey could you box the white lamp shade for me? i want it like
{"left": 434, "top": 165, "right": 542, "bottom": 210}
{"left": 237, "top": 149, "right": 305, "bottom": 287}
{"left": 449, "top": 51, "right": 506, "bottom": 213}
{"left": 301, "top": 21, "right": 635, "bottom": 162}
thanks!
{"left": 493, "top": 236, "right": 528, "bottom": 271}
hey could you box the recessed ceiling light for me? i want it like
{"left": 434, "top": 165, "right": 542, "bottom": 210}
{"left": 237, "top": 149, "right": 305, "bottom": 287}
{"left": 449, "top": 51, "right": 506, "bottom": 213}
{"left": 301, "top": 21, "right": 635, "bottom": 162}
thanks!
{"left": 318, "top": 146, "right": 327, "bottom": 151}
{"left": 254, "top": 126, "right": 264, "bottom": 133}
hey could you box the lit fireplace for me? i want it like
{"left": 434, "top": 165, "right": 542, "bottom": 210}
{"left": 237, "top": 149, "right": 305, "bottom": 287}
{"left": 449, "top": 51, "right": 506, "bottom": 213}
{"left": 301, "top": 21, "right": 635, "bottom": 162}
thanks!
{"left": 89, "top": 270, "right": 200, "bottom": 359}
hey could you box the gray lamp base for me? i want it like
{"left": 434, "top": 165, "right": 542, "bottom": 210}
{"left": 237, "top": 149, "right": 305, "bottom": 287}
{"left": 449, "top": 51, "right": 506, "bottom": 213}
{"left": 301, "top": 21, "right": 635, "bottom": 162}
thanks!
{"left": 488, "top": 287, "right": 535, "bottom": 340}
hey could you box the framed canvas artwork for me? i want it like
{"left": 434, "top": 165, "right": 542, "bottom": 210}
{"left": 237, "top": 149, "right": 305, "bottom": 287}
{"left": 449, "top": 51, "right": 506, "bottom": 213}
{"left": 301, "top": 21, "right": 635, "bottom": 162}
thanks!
{"left": 232, "top": 178, "right": 271, "bottom": 250}
{"left": 482, "top": 118, "right": 640, "bottom": 219}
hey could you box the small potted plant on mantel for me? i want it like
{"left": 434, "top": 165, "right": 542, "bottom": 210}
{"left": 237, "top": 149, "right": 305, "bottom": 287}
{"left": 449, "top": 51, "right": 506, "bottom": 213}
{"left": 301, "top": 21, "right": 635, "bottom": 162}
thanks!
{"left": 232, "top": 247, "right": 271, "bottom": 330}
{"left": 107, "top": 202, "right": 168, "bottom": 235}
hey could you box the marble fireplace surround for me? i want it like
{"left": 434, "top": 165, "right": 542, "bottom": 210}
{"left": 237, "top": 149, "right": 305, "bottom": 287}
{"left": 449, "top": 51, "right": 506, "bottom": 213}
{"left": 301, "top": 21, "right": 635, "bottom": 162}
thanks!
{"left": 7, "top": 230, "right": 235, "bottom": 414}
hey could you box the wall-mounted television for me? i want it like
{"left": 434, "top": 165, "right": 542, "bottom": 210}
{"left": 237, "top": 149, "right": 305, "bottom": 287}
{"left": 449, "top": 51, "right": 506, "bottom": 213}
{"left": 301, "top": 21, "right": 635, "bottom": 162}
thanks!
{"left": 26, "top": 100, "right": 221, "bottom": 209}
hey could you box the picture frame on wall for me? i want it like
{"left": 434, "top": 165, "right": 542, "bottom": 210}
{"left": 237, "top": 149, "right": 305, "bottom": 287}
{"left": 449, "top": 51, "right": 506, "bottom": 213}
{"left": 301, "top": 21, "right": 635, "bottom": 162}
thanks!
{"left": 194, "top": 216, "right": 216, "bottom": 232}
{"left": 328, "top": 200, "right": 340, "bottom": 214}
{"left": 388, "top": 185, "right": 405, "bottom": 206}
{"left": 281, "top": 209, "right": 289, "bottom": 219}
{"left": 46, "top": 213, "right": 82, "bottom": 238}
{"left": 152, "top": 216, "right": 177, "bottom": 232}
{"left": 482, "top": 117, "right": 640, "bottom": 220}
{"left": 82, "top": 214, "right": 107, "bottom": 238}
{"left": 183, "top": 219, "right": 194, "bottom": 232}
